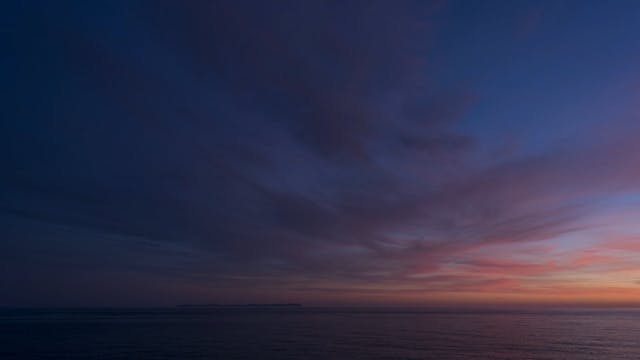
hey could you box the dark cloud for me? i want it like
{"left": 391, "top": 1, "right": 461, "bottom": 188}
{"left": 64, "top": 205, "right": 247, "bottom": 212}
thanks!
{"left": 4, "top": 0, "right": 640, "bottom": 305}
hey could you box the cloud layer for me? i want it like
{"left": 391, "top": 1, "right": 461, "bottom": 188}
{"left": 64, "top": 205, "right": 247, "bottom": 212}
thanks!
{"left": 3, "top": 0, "right": 640, "bottom": 306}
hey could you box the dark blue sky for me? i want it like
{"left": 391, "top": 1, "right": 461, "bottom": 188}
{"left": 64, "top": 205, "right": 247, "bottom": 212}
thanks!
{"left": 4, "top": 1, "right": 640, "bottom": 306}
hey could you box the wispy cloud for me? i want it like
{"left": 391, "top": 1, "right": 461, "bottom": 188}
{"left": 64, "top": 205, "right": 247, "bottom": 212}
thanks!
{"left": 3, "top": 0, "right": 640, "bottom": 306}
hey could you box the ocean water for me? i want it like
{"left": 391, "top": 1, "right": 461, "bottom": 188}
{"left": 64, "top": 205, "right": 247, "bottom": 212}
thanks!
{"left": 1, "top": 307, "right": 639, "bottom": 359}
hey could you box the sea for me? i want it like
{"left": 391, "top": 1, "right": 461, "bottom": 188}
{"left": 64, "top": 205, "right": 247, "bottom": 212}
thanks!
{"left": 1, "top": 307, "right": 639, "bottom": 359}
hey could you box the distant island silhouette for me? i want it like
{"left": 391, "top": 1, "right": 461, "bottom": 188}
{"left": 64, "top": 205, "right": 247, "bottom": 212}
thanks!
{"left": 176, "top": 303, "right": 302, "bottom": 308}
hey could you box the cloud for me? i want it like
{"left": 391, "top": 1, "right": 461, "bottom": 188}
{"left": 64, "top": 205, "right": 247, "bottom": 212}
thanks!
{"left": 4, "top": 0, "right": 640, "bottom": 305}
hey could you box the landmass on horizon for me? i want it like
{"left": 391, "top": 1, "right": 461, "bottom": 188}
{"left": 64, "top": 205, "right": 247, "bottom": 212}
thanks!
{"left": 176, "top": 303, "right": 302, "bottom": 308}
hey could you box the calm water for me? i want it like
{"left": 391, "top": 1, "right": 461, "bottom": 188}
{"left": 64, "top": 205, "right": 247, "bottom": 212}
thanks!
{"left": 1, "top": 307, "right": 640, "bottom": 359}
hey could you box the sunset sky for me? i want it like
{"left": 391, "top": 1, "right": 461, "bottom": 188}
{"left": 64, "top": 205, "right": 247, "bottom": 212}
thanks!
{"left": 4, "top": 0, "right": 640, "bottom": 307}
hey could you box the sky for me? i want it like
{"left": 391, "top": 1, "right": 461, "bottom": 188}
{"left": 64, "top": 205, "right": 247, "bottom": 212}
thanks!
{"left": 3, "top": 0, "right": 640, "bottom": 307}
